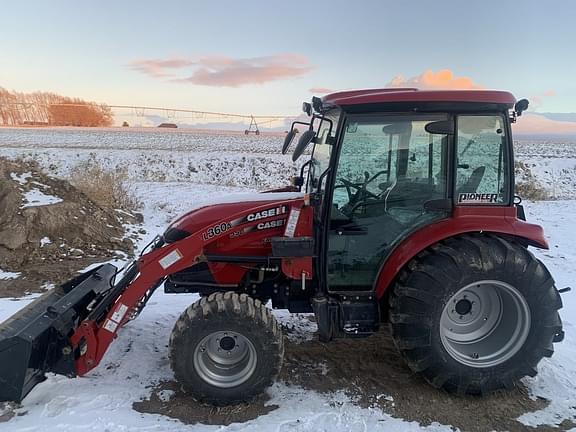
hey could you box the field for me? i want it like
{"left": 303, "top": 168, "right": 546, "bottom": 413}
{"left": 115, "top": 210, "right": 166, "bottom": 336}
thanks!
{"left": 1, "top": 127, "right": 576, "bottom": 431}
{"left": 1, "top": 127, "right": 576, "bottom": 197}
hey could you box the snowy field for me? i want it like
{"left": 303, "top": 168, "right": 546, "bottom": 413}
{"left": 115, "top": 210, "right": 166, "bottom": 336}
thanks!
{"left": 0, "top": 128, "right": 576, "bottom": 431}
{"left": 1, "top": 127, "right": 576, "bottom": 196}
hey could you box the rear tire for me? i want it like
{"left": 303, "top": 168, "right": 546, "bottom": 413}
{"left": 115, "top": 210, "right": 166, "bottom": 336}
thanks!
{"left": 389, "top": 234, "right": 563, "bottom": 395}
{"left": 169, "top": 292, "right": 284, "bottom": 405}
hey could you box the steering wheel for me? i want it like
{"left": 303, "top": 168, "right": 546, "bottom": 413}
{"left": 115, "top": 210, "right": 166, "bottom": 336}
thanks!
{"left": 337, "top": 170, "right": 389, "bottom": 214}
{"left": 337, "top": 178, "right": 365, "bottom": 201}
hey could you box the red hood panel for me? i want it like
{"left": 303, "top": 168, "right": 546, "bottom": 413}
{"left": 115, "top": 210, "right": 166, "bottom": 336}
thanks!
{"left": 167, "top": 192, "right": 305, "bottom": 237}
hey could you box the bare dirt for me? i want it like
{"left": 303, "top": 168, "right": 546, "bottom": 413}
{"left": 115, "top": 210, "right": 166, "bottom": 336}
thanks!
{"left": 133, "top": 381, "right": 277, "bottom": 426}
{"left": 134, "top": 326, "right": 573, "bottom": 432}
{"left": 0, "top": 157, "right": 139, "bottom": 297}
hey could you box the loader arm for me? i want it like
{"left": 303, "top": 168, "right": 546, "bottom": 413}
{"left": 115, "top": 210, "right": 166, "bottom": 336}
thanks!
{"left": 71, "top": 197, "right": 309, "bottom": 376}
{"left": 0, "top": 197, "right": 311, "bottom": 402}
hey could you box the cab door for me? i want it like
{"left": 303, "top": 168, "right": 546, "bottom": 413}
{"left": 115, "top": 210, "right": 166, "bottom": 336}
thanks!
{"left": 326, "top": 114, "right": 451, "bottom": 293}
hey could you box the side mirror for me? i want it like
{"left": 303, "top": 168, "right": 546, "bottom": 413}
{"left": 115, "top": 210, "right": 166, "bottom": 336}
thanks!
{"left": 282, "top": 130, "right": 297, "bottom": 154}
{"left": 292, "top": 129, "right": 316, "bottom": 162}
{"left": 312, "top": 96, "right": 323, "bottom": 113}
{"left": 514, "top": 99, "right": 529, "bottom": 117}
{"left": 291, "top": 176, "right": 304, "bottom": 187}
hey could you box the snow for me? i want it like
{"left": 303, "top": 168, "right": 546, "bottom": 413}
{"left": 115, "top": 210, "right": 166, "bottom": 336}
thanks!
{"left": 10, "top": 171, "right": 32, "bottom": 185}
{"left": 21, "top": 188, "right": 63, "bottom": 208}
{"left": 40, "top": 237, "right": 51, "bottom": 247}
{"left": 157, "top": 389, "right": 175, "bottom": 403}
{"left": 516, "top": 201, "right": 576, "bottom": 428}
{"left": 0, "top": 269, "right": 21, "bottom": 280}
{"left": 0, "top": 293, "right": 41, "bottom": 317}
{"left": 1, "top": 129, "right": 576, "bottom": 430}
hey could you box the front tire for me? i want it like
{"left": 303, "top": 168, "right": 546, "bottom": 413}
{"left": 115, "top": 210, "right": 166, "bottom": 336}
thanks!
{"left": 169, "top": 292, "right": 284, "bottom": 405}
{"left": 389, "top": 234, "right": 563, "bottom": 395}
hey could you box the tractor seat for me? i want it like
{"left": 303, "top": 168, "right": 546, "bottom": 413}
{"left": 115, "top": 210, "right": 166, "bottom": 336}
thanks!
{"left": 458, "top": 166, "right": 486, "bottom": 194}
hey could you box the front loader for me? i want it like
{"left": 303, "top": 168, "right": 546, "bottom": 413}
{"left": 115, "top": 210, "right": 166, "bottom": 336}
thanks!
{"left": 0, "top": 89, "right": 565, "bottom": 405}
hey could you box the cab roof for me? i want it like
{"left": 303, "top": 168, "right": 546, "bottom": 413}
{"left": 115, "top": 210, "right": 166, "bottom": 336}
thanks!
{"left": 322, "top": 88, "right": 516, "bottom": 107}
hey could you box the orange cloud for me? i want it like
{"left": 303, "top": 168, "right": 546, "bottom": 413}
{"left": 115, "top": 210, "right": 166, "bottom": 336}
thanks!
{"left": 309, "top": 87, "right": 334, "bottom": 94}
{"left": 129, "top": 54, "right": 313, "bottom": 87}
{"left": 514, "top": 113, "right": 576, "bottom": 135}
{"left": 386, "top": 69, "right": 483, "bottom": 90}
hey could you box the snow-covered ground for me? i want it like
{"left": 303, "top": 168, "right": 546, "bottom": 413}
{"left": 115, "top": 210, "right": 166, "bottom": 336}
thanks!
{"left": 0, "top": 129, "right": 576, "bottom": 431}
{"left": 1, "top": 128, "right": 575, "bottom": 196}
{"left": 0, "top": 184, "right": 575, "bottom": 431}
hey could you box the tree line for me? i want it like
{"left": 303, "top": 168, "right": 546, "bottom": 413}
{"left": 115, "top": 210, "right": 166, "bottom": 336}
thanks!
{"left": 0, "top": 87, "right": 113, "bottom": 127}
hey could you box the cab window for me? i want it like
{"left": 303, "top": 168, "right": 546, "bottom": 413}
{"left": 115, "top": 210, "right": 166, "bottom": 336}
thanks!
{"left": 456, "top": 115, "right": 509, "bottom": 205}
{"left": 327, "top": 114, "right": 450, "bottom": 292}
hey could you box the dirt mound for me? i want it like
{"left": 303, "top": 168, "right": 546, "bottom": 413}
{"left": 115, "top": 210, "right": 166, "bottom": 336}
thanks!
{"left": 0, "top": 157, "right": 138, "bottom": 297}
{"left": 135, "top": 326, "right": 571, "bottom": 431}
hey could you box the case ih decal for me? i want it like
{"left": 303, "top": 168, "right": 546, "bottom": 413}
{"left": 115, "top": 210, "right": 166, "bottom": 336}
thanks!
{"left": 256, "top": 218, "right": 285, "bottom": 230}
{"left": 225, "top": 205, "right": 289, "bottom": 239}
{"left": 246, "top": 205, "right": 287, "bottom": 222}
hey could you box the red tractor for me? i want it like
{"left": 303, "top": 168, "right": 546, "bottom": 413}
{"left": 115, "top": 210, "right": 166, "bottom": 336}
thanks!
{"left": 0, "top": 89, "right": 564, "bottom": 405}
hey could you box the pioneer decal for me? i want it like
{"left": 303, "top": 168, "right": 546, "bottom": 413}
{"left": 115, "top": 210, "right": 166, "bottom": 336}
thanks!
{"left": 202, "top": 222, "right": 232, "bottom": 241}
{"left": 458, "top": 193, "right": 500, "bottom": 204}
{"left": 246, "top": 206, "right": 287, "bottom": 222}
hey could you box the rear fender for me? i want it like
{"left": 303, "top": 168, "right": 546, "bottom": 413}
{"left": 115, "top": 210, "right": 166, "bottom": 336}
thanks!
{"left": 373, "top": 206, "right": 548, "bottom": 299}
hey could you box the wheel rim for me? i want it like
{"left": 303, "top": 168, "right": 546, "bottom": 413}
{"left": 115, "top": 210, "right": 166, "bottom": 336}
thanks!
{"left": 439, "top": 280, "right": 531, "bottom": 368}
{"left": 193, "top": 330, "right": 257, "bottom": 388}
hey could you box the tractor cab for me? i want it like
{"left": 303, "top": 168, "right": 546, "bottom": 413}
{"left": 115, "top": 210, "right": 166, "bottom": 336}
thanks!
{"left": 283, "top": 90, "right": 529, "bottom": 298}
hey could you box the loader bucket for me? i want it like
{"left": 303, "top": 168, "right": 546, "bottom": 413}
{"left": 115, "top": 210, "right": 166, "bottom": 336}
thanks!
{"left": 0, "top": 263, "right": 117, "bottom": 402}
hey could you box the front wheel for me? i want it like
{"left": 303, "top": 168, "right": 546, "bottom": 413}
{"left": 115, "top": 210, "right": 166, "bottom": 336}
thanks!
{"left": 169, "top": 292, "right": 284, "bottom": 405}
{"left": 390, "top": 234, "right": 563, "bottom": 395}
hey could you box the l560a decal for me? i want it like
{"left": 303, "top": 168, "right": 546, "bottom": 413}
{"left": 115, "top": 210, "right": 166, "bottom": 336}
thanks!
{"left": 202, "top": 222, "right": 232, "bottom": 241}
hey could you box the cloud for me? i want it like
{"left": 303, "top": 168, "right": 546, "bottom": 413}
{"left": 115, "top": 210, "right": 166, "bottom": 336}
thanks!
{"left": 529, "top": 89, "right": 556, "bottom": 110}
{"left": 128, "top": 57, "right": 193, "bottom": 78}
{"left": 514, "top": 113, "right": 576, "bottom": 135}
{"left": 309, "top": 87, "right": 334, "bottom": 94}
{"left": 128, "top": 53, "right": 312, "bottom": 87}
{"left": 386, "top": 69, "right": 483, "bottom": 90}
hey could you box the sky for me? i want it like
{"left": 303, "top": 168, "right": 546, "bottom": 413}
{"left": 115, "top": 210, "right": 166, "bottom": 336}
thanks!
{"left": 1, "top": 0, "right": 575, "bottom": 133}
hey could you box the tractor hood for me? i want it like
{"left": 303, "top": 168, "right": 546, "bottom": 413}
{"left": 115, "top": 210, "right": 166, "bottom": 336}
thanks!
{"left": 163, "top": 192, "right": 305, "bottom": 243}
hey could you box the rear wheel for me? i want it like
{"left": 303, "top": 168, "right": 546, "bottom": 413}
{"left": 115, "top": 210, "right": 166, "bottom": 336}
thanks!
{"left": 389, "top": 234, "right": 563, "bottom": 395}
{"left": 170, "top": 292, "right": 284, "bottom": 405}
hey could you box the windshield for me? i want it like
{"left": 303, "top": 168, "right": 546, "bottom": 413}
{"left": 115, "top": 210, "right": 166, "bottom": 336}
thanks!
{"left": 306, "top": 108, "right": 341, "bottom": 193}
